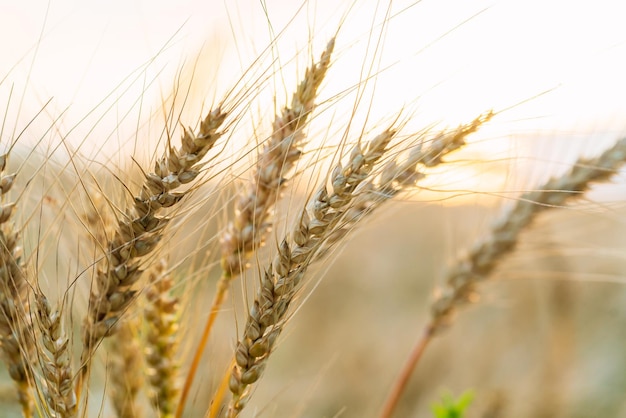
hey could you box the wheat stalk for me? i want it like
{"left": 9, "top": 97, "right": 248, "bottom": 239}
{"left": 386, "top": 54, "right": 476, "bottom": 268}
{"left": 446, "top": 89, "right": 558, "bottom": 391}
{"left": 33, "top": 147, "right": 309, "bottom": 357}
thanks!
{"left": 177, "top": 38, "right": 336, "bottom": 416}
{"left": 379, "top": 137, "right": 626, "bottom": 418}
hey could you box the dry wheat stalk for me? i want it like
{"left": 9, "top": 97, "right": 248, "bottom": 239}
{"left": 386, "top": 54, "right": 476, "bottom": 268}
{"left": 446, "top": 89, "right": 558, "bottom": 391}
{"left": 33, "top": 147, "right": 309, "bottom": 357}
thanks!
{"left": 144, "top": 260, "right": 179, "bottom": 418}
{"left": 34, "top": 293, "right": 77, "bottom": 418}
{"left": 379, "top": 136, "right": 626, "bottom": 418}
{"left": 109, "top": 321, "right": 143, "bottom": 418}
{"left": 0, "top": 154, "right": 35, "bottom": 417}
{"left": 227, "top": 128, "right": 396, "bottom": 416}
{"left": 431, "top": 136, "right": 626, "bottom": 328}
{"left": 79, "top": 108, "right": 227, "bottom": 387}
{"left": 178, "top": 39, "right": 335, "bottom": 415}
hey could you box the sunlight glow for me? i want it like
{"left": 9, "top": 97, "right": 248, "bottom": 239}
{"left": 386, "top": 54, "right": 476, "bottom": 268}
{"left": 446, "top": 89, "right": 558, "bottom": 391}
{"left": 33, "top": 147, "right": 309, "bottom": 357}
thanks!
{"left": 1, "top": 0, "right": 625, "bottom": 200}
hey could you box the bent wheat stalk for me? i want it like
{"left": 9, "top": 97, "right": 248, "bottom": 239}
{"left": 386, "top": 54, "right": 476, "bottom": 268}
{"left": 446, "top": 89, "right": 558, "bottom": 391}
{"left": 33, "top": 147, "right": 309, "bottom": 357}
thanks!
{"left": 379, "top": 137, "right": 626, "bottom": 418}
{"left": 177, "top": 39, "right": 335, "bottom": 416}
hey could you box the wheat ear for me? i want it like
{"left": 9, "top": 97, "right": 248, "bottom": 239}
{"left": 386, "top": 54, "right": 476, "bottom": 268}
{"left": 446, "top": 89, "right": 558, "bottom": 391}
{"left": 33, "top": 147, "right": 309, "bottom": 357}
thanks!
{"left": 34, "top": 293, "right": 77, "bottom": 418}
{"left": 227, "top": 128, "right": 396, "bottom": 416}
{"left": 177, "top": 39, "right": 335, "bottom": 416}
{"left": 109, "top": 320, "right": 143, "bottom": 418}
{"left": 380, "top": 137, "right": 626, "bottom": 418}
{"left": 79, "top": 108, "right": 227, "bottom": 392}
{"left": 326, "top": 112, "right": 493, "bottom": 242}
{"left": 0, "top": 154, "right": 35, "bottom": 417}
{"left": 144, "top": 260, "right": 180, "bottom": 418}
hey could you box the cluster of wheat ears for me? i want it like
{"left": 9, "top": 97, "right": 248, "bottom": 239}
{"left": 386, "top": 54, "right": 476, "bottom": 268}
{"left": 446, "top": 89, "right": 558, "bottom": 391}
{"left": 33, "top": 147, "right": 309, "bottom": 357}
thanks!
{"left": 0, "top": 3, "right": 625, "bottom": 418}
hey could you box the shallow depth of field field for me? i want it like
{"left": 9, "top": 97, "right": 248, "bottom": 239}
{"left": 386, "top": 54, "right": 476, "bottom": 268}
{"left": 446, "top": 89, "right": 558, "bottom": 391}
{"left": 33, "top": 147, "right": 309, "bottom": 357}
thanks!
{"left": 0, "top": 1, "right": 626, "bottom": 417}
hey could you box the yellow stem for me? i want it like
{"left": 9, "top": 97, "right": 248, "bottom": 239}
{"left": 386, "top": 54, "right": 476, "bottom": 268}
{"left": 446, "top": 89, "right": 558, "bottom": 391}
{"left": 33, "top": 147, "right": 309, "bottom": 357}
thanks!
{"left": 176, "top": 276, "right": 230, "bottom": 418}
{"left": 206, "top": 359, "right": 235, "bottom": 418}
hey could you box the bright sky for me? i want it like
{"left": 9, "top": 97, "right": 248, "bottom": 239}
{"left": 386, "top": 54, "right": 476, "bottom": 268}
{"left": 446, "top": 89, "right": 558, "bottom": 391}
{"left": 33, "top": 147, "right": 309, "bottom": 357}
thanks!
{"left": 1, "top": 0, "right": 625, "bottom": 198}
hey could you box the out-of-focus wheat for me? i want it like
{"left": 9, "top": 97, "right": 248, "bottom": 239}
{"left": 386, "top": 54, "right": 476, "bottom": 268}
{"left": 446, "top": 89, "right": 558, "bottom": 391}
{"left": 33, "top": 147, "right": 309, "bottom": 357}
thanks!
{"left": 379, "top": 137, "right": 626, "bottom": 418}
{"left": 0, "top": 154, "right": 35, "bottom": 417}
{"left": 34, "top": 293, "right": 77, "bottom": 418}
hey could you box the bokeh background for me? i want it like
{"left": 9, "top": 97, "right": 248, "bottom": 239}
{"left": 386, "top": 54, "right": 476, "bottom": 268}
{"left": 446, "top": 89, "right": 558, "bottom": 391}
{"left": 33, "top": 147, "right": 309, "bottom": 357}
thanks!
{"left": 1, "top": 0, "right": 626, "bottom": 417}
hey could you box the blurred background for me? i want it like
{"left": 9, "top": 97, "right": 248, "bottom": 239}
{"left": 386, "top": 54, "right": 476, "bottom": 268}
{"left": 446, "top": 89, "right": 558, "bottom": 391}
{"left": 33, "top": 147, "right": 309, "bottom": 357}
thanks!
{"left": 1, "top": 0, "right": 626, "bottom": 417}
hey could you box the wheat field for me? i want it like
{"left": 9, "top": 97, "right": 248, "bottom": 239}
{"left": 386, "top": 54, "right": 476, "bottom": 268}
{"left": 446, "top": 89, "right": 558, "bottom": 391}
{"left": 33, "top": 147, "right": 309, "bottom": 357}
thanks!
{"left": 0, "top": 1, "right": 626, "bottom": 417}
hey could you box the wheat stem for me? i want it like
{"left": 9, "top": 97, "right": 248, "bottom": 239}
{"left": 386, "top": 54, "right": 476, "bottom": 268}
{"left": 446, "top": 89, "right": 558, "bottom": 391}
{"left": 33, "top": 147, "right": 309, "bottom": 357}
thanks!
{"left": 206, "top": 359, "right": 234, "bottom": 418}
{"left": 380, "top": 137, "right": 626, "bottom": 418}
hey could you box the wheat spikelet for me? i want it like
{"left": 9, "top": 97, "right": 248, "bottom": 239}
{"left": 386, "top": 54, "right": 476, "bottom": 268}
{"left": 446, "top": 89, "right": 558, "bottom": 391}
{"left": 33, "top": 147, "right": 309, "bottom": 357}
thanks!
{"left": 329, "top": 112, "right": 494, "bottom": 242}
{"left": 221, "top": 38, "right": 335, "bottom": 277}
{"left": 0, "top": 154, "right": 35, "bottom": 417}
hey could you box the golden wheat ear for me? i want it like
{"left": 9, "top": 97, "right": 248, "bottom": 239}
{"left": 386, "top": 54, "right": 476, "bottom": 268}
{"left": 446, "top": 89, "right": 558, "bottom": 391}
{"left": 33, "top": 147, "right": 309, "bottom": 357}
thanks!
{"left": 226, "top": 126, "right": 397, "bottom": 417}
{"left": 176, "top": 38, "right": 335, "bottom": 416}
{"left": 78, "top": 108, "right": 228, "bottom": 397}
{"left": 143, "top": 259, "right": 180, "bottom": 418}
{"left": 33, "top": 293, "right": 77, "bottom": 418}
{"left": 324, "top": 112, "right": 494, "bottom": 243}
{"left": 380, "top": 137, "right": 626, "bottom": 418}
{"left": 222, "top": 111, "right": 494, "bottom": 416}
{"left": 108, "top": 320, "right": 143, "bottom": 418}
{"left": 0, "top": 154, "right": 36, "bottom": 417}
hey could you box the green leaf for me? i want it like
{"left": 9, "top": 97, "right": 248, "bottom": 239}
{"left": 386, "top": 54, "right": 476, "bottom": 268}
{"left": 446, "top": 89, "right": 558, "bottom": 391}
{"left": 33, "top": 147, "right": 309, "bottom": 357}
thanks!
{"left": 430, "top": 390, "right": 474, "bottom": 418}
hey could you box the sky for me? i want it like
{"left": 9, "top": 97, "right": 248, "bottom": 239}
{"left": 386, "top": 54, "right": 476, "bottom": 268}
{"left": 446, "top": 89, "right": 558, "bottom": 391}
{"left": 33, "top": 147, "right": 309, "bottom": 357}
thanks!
{"left": 1, "top": 0, "right": 625, "bottom": 198}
